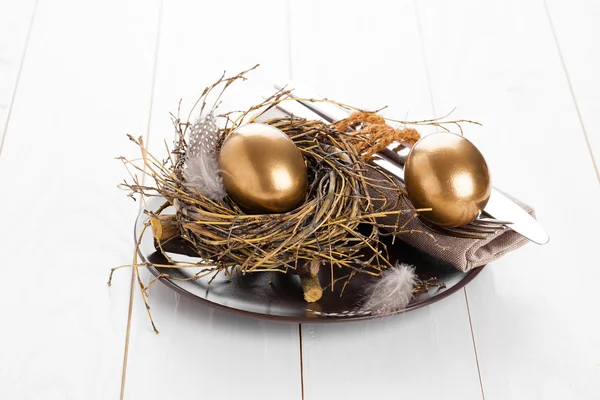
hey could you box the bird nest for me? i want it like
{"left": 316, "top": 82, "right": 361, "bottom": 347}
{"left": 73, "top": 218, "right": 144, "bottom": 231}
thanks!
{"left": 114, "top": 66, "right": 476, "bottom": 331}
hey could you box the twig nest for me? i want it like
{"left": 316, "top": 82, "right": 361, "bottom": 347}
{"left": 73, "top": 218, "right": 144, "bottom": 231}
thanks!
{"left": 172, "top": 117, "right": 401, "bottom": 275}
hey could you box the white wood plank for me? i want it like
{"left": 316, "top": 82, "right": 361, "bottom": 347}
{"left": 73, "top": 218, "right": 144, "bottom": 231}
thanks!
{"left": 545, "top": 0, "right": 600, "bottom": 179}
{"left": 289, "top": 1, "right": 483, "bottom": 399}
{"left": 289, "top": 0, "right": 434, "bottom": 122}
{"left": 0, "top": 0, "right": 36, "bottom": 146}
{"left": 0, "top": 0, "right": 160, "bottom": 398}
{"left": 123, "top": 1, "right": 301, "bottom": 399}
{"left": 417, "top": 0, "right": 600, "bottom": 398}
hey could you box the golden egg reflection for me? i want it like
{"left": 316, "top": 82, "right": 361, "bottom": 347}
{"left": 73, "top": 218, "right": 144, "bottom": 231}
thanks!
{"left": 218, "top": 123, "right": 308, "bottom": 214}
{"left": 404, "top": 132, "right": 491, "bottom": 227}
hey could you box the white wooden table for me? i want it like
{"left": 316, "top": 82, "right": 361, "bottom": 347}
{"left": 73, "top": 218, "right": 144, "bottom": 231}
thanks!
{"left": 1, "top": 1, "right": 599, "bottom": 399}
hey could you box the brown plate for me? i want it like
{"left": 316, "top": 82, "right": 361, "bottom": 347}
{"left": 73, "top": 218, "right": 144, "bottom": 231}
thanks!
{"left": 136, "top": 197, "right": 484, "bottom": 322}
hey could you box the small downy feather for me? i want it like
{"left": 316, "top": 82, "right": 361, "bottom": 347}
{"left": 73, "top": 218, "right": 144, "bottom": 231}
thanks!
{"left": 360, "top": 263, "right": 417, "bottom": 314}
{"left": 183, "top": 112, "right": 226, "bottom": 202}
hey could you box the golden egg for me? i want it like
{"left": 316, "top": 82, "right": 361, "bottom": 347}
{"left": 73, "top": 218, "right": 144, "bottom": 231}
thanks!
{"left": 404, "top": 132, "right": 491, "bottom": 227}
{"left": 218, "top": 123, "right": 308, "bottom": 214}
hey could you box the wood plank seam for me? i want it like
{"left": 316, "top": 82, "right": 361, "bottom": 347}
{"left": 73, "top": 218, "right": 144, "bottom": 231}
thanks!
{"left": 464, "top": 290, "right": 486, "bottom": 400}
{"left": 286, "top": 0, "right": 294, "bottom": 81}
{"left": 120, "top": 1, "right": 165, "bottom": 399}
{"left": 287, "top": 4, "right": 303, "bottom": 398}
{"left": 412, "top": 0, "right": 437, "bottom": 116}
{"left": 0, "top": 0, "right": 38, "bottom": 160}
{"left": 299, "top": 324, "right": 305, "bottom": 400}
{"left": 412, "top": 2, "right": 486, "bottom": 395}
{"left": 542, "top": 0, "right": 600, "bottom": 184}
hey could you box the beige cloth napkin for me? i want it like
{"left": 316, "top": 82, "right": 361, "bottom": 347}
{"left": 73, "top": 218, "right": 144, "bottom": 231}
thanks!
{"left": 367, "top": 167, "right": 535, "bottom": 272}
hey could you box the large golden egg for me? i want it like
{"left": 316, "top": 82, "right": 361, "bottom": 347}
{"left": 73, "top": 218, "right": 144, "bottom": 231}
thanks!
{"left": 218, "top": 123, "right": 308, "bottom": 214}
{"left": 404, "top": 132, "right": 491, "bottom": 227}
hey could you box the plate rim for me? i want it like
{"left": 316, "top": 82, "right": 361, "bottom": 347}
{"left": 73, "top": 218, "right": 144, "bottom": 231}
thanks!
{"left": 144, "top": 263, "right": 483, "bottom": 323}
{"left": 135, "top": 201, "right": 484, "bottom": 323}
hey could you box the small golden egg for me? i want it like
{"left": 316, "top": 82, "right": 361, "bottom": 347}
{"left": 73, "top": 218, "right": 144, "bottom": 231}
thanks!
{"left": 219, "top": 123, "right": 308, "bottom": 214}
{"left": 404, "top": 132, "right": 491, "bottom": 227}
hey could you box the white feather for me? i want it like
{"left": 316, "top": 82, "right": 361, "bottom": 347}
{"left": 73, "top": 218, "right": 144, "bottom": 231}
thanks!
{"left": 360, "top": 263, "right": 417, "bottom": 314}
{"left": 184, "top": 152, "right": 226, "bottom": 201}
{"left": 183, "top": 112, "right": 226, "bottom": 202}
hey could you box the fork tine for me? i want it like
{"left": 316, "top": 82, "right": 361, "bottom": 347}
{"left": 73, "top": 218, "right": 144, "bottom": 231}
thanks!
{"left": 454, "top": 225, "right": 499, "bottom": 234}
{"left": 419, "top": 217, "right": 488, "bottom": 240}
{"left": 469, "top": 222, "right": 508, "bottom": 231}
{"left": 472, "top": 218, "right": 513, "bottom": 226}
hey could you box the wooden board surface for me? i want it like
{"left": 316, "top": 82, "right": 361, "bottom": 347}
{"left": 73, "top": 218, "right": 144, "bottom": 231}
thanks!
{"left": 417, "top": 0, "right": 600, "bottom": 398}
{"left": 545, "top": 0, "right": 600, "bottom": 181}
{"left": 0, "top": 0, "right": 598, "bottom": 398}
{"left": 0, "top": 0, "right": 159, "bottom": 398}
{"left": 288, "top": 1, "right": 483, "bottom": 398}
{"left": 0, "top": 0, "right": 36, "bottom": 147}
{"left": 121, "top": 1, "right": 301, "bottom": 399}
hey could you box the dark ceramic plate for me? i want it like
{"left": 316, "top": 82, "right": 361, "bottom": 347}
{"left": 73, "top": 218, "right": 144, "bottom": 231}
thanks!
{"left": 136, "top": 197, "right": 483, "bottom": 322}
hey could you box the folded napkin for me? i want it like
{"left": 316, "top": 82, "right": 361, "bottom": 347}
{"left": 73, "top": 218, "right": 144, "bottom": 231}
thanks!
{"left": 367, "top": 167, "right": 534, "bottom": 272}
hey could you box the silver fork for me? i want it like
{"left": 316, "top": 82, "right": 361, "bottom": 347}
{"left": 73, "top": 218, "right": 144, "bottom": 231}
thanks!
{"left": 268, "top": 85, "right": 511, "bottom": 240}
